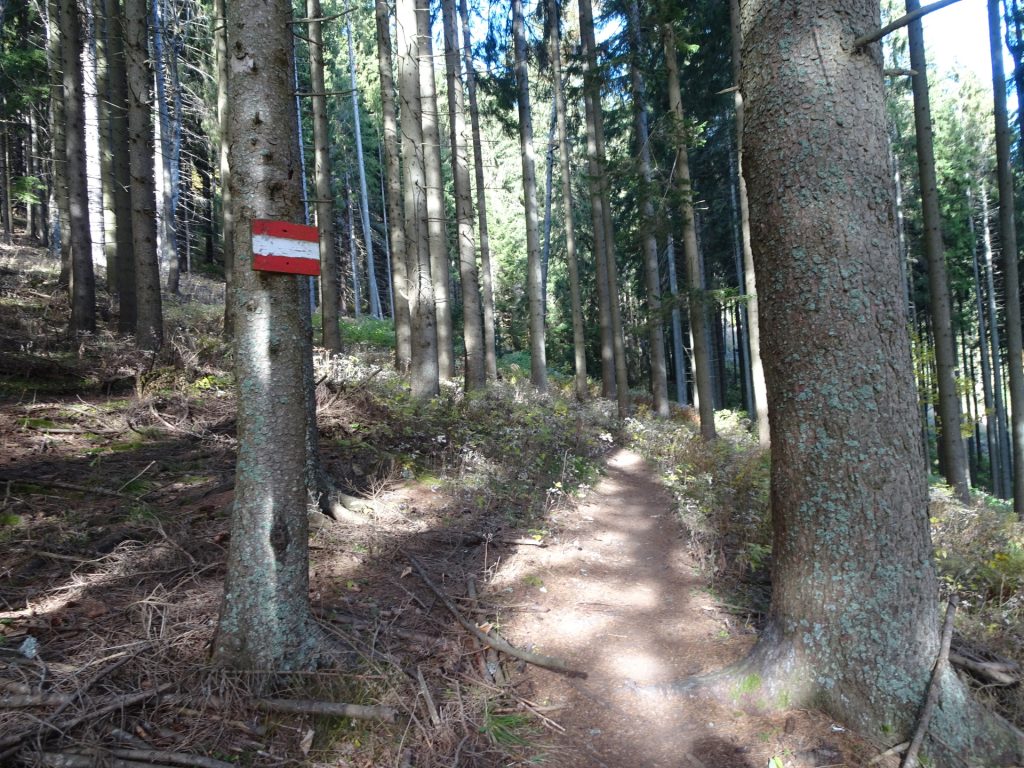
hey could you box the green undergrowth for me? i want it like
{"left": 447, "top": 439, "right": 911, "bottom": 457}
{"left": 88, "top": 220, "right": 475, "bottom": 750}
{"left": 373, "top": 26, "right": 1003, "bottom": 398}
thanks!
{"left": 316, "top": 351, "right": 613, "bottom": 525}
{"left": 625, "top": 408, "right": 1024, "bottom": 727}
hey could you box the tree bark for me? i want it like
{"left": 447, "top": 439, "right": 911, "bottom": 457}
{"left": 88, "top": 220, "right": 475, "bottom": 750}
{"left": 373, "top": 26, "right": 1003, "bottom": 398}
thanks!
{"left": 664, "top": 24, "right": 714, "bottom": 439}
{"left": 124, "top": 0, "right": 162, "bottom": 350}
{"left": 375, "top": 0, "right": 411, "bottom": 369}
{"left": 441, "top": 0, "right": 485, "bottom": 391}
{"left": 989, "top": 0, "right": 1024, "bottom": 518}
{"left": 511, "top": 0, "right": 546, "bottom": 392}
{"left": 305, "top": 0, "right": 341, "bottom": 352}
{"left": 397, "top": 0, "right": 439, "bottom": 398}
{"left": 47, "top": 0, "right": 72, "bottom": 285}
{"left": 416, "top": 0, "right": 453, "bottom": 380}
{"left": 734, "top": 1, "right": 1021, "bottom": 761}
{"left": 0, "top": 126, "right": 10, "bottom": 243}
{"left": 213, "top": 0, "right": 318, "bottom": 671}
{"left": 548, "top": 0, "right": 586, "bottom": 400}
{"left": 906, "top": 0, "right": 969, "bottom": 501}
{"left": 627, "top": 0, "right": 668, "bottom": 418}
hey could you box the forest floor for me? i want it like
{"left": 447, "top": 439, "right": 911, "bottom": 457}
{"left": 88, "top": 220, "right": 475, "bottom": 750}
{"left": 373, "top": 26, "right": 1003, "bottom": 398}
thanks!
{"left": 0, "top": 234, "right": 978, "bottom": 767}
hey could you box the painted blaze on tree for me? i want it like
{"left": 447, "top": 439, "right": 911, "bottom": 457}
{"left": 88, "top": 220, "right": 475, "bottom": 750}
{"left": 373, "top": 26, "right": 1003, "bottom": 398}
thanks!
{"left": 738, "top": 0, "right": 1021, "bottom": 762}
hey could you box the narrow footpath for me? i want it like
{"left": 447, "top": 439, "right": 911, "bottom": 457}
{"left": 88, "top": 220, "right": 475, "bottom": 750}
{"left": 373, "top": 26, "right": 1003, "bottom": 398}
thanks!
{"left": 498, "top": 449, "right": 875, "bottom": 768}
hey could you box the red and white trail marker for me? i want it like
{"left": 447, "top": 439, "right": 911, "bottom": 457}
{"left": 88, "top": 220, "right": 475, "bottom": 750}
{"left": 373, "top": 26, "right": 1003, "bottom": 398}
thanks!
{"left": 251, "top": 219, "right": 320, "bottom": 276}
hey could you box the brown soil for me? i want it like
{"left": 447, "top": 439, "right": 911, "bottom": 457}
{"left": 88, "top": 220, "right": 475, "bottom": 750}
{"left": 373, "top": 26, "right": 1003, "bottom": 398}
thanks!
{"left": 492, "top": 448, "right": 882, "bottom": 768}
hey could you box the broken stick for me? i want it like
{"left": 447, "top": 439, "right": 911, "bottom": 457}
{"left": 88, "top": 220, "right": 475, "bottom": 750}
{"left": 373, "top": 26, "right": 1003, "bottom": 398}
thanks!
{"left": 901, "top": 596, "right": 958, "bottom": 768}
{"left": 401, "top": 549, "right": 587, "bottom": 679}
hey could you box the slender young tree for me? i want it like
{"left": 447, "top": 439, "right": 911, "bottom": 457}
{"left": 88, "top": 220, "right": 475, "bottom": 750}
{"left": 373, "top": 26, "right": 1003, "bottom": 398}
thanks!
{"left": 729, "top": 0, "right": 768, "bottom": 444}
{"left": 441, "top": 0, "right": 485, "bottom": 390}
{"left": 125, "top": 0, "right": 162, "bottom": 350}
{"left": 628, "top": 0, "right": 668, "bottom": 418}
{"left": 213, "top": 0, "right": 318, "bottom": 670}
{"left": 548, "top": 0, "right": 586, "bottom": 400}
{"left": 416, "top": 0, "right": 454, "bottom": 380}
{"left": 728, "top": 0, "right": 1022, "bottom": 760}
{"left": 906, "top": 0, "right": 969, "bottom": 501}
{"left": 306, "top": 0, "right": 342, "bottom": 352}
{"left": 511, "top": 0, "right": 546, "bottom": 391}
{"left": 61, "top": 0, "right": 96, "bottom": 334}
{"left": 458, "top": 0, "right": 497, "bottom": 379}
{"left": 397, "top": 0, "right": 439, "bottom": 398}
{"left": 376, "top": 0, "right": 411, "bottom": 368}
{"left": 664, "top": 23, "right": 714, "bottom": 439}
{"left": 213, "top": 0, "right": 234, "bottom": 335}
{"left": 346, "top": 15, "right": 381, "bottom": 319}
{"left": 990, "top": 0, "right": 1024, "bottom": 517}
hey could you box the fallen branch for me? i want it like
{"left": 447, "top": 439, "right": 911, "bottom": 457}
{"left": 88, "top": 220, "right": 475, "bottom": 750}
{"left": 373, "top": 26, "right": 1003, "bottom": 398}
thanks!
{"left": 902, "top": 596, "right": 958, "bottom": 768}
{"left": 401, "top": 549, "right": 587, "bottom": 679}
{"left": 110, "top": 748, "right": 236, "bottom": 768}
{"left": 40, "top": 754, "right": 172, "bottom": 768}
{"left": 868, "top": 741, "right": 909, "bottom": 765}
{"left": 0, "top": 475, "right": 139, "bottom": 501}
{"left": 0, "top": 692, "right": 73, "bottom": 707}
{"left": 255, "top": 698, "right": 397, "bottom": 723}
{"left": 949, "top": 653, "right": 1019, "bottom": 686}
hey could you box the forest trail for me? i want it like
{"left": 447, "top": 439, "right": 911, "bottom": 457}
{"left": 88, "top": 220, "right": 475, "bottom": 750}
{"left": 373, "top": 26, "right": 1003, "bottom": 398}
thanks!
{"left": 499, "top": 448, "right": 872, "bottom": 768}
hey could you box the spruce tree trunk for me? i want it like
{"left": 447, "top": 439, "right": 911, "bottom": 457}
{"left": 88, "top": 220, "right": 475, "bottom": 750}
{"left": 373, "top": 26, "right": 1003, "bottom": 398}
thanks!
{"left": 540, "top": 101, "right": 555, "bottom": 319}
{"left": 347, "top": 180, "right": 361, "bottom": 317}
{"left": 375, "top": 0, "right": 411, "bottom": 369}
{"left": 548, "top": 0, "right": 586, "bottom": 400}
{"left": 214, "top": 0, "right": 234, "bottom": 336}
{"left": 664, "top": 25, "right": 714, "bottom": 439}
{"left": 95, "top": 0, "right": 118, "bottom": 285}
{"left": 441, "top": 0, "right": 485, "bottom": 391}
{"left": 969, "top": 189, "right": 1000, "bottom": 494}
{"left": 511, "top": 0, "right": 546, "bottom": 392}
{"left": 0, "top": 128, "right": 10, "bottom": 243}
{"left": 213, "top": 0, "right": 318, "bottom": 671}
{"left": 989, "top": 0, "right": 1024, "bottom": 518}
{"left": 416, "top": 0, "right": 453, "bottom": 380}
{"left": 627, "top": 0, "right": 668, "bottom": 418}
{"left": 61, "top": 0, "right": 97, "bottom": 335}
{"left": 346, "top": 17, "right": 380, "bottom": 320}
{"left": 305, "top": 0, "right": 341, "bottom": 352}
{"left": 577, "top": 0, "right": 614, "bottom": 398}
{"left": 397, "top": 0, "right": 438, "bottom": 398}
{"left": 458, "top": 0, "right": 497, "bottom": 379}
{"left": 151, "top": 0, "right": 177, "bottom": 290}
{"left": 906, "top": 0, "right": 969, "bottom": 502}
{"left": 124, "top": 0, "right": 162, "bottom": 350}
{"left": 47, "top": 0, "right": 71, "bottom": 281}
{"left": 104, "top": 0, "right": 136, "bottom": 332}
{"left": 666, "top": 235, "right": 687, "bottom": 405}
{"left": 733, "top": 1, "right": 1022, "bottom": 760}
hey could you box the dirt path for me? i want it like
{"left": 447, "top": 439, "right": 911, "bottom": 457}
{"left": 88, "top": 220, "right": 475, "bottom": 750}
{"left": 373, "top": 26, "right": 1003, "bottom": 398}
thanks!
{"left": 499, "top": 448, "right": 875, "bottom": 768}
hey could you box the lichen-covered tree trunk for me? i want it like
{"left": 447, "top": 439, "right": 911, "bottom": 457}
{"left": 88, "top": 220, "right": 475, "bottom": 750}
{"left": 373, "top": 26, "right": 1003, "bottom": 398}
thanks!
{"left": 375, "top": 0, "right": 411, "bottom": 369}
{"left": 627, "top": 0, "right": 668, "bottom": 418}
{"left": 728, "top": 0, "right": 768, "bottom": 445}
{"left": 441, "top": 0, "right": 485, "bottom": 391}
{"left": 737, "top": 1, "right": 1021, "bottom": 761}
{"left": 124, "top": 0, "right": 162, "bottom": 350}
{"left": 511, "top": 0, "right": 546, "bottom": 392}
{"left": 416, "top": 0, "right": 453, "bottom": 381}
{"left": 548, "top": 0, "right": 586, "bottom": 401}
{"left": 305, "top": 0, "right": 341, "bottom": 352}
{"left": 989, "top": 0, "right": 1024, "bottom": 518}
{"left": 61, "top": 0, "right": 96, "bottom": 335}
{"left": 906, "top": 0, "right": 969, "bottom": 502}
{"left": 664, "top": 24, "right": 713, "bottom": 439}
{"left": 212, "top": 0, "right": 318, "bottom": 671}
{"left": 458, "top": 0, "right": 497, "bottom": 380}
{"left": 396, "top": 0, "right": 438, "bottom": 398}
